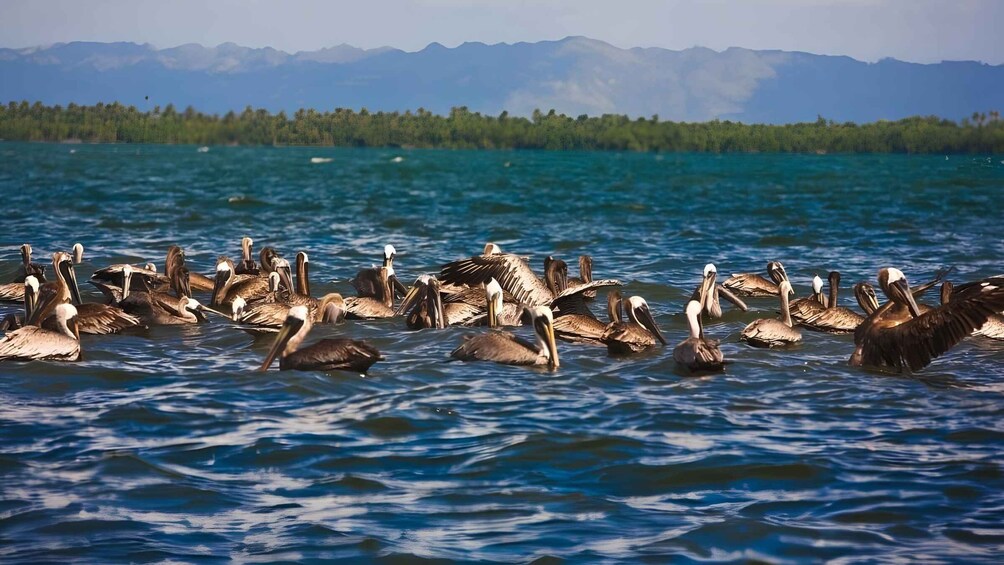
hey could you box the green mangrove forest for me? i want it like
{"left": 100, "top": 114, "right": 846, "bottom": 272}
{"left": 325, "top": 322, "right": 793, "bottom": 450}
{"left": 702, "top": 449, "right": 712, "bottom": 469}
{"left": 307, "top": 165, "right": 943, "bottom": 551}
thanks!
{"left": 1, "top": 101, "right": 1001, "bottom": 153}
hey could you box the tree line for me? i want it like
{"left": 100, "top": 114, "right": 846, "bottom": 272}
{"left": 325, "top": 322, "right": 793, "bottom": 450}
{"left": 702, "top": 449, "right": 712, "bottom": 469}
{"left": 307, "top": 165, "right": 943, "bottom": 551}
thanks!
{"left": 1, "top": 101, "right": 1001, "bottom": 153}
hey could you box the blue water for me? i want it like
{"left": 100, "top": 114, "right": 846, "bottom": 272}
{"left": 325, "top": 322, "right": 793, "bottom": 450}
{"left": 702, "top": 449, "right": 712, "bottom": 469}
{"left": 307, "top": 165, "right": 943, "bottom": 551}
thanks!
{"left": 1, "top": 143, "right": 1003, "bottom": 562}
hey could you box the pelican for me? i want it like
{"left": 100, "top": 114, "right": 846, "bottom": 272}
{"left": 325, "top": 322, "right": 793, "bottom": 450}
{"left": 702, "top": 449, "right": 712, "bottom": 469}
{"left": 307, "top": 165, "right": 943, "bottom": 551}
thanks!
{"left": 698, "top": 264, "right": 748, "bottom": 318}
{"left": 0, "top": 276, "right": 39, "bottom": 331}
{"left": 567, "top": 255, "right": 593, "bottom": 291}
{"left": 854, "top": 282, "right": 880, "bottom": 315}
{"left": 674, "top": 266, "right": 725, "bottom": 372}
{"left": 235, "top": 237, "right": 259, "bottom": 275}
{"left": 120, "top": 266, "right": 207, "bottom": 325}
{"left": 397, "top": 275, "right": 446, "bottom": 330}
{"left": 353, "top": 244, "right": 408, "bottom": 299}
{"left": 27, "top": 252, "right": 79, "bottom": 326}
{"left": 439, "top": 250, "right": 620, "bottom": 307}
{"left": 72, "top": 243, "right": 84, "bottom": 265}
{"left": 600, "top": 295, "right": 667, "bottom": 355}
{"left": 722, "top": 261, "right": 788, "bottom": 297}
{"left": 13, "top": 243, "right": 47, "bottom": 283}
{"left": 551, "top": 285, "right": 621, "bottom": 345}
{"left": 295, "top": 251, "right": 311, "bottom": 297}
{"left": 64, "top": 261, "right": 143, "bottom": 334}
{"left": 740, "top": 278, "right": 801, "bottom": 347}
{"left": 850, "top": 268, "right": 1004, "bottom": 371}
{"left": 789, "top": 274, "right": 828, "bottom": 324}
{"left": 0, "top": 303, "right": 80, "bottom": 362}
{"left": 799, "top": 271, "right": 864, "bottom": 334}
{"left": 258, "top": 305, "right": 381, "bottom": 373}
{"left": 450, "top": 305, "right": 559, "bottom": 370}
{"left": 543, "top": 256, "right": 568, "bottom": 294}
{"left": 165, "top": 245, "right": 214, "bottom": 292}
{"left": 232, "top": 285, "right": 345, "bottom": 330}
{"left": 937, "top": 281, "right": 1004, "bottom": 341}
{"left": 345, "top": 266, "right": 396, "bottom": 319}
{"left": 211, "top": 256, "right": 272, "bottom": 308}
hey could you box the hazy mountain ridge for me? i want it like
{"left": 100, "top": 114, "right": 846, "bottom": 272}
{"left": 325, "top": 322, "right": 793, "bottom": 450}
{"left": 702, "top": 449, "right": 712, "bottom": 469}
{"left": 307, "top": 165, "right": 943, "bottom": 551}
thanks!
{"left": 1, "top": 37, "right": 1000, "bottom": 123}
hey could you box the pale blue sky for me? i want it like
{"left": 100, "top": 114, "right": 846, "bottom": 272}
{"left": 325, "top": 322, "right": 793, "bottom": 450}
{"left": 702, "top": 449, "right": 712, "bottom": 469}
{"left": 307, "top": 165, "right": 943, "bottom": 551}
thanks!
{"left": 2, "top": 0, "right": 1001, "bottom": 63}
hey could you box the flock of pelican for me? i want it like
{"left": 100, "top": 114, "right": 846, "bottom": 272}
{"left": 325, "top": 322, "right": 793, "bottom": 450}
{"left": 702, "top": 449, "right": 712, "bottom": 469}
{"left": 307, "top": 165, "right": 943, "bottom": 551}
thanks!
{"left": 2, "top": 239, "right": 1004, "bottom": 375}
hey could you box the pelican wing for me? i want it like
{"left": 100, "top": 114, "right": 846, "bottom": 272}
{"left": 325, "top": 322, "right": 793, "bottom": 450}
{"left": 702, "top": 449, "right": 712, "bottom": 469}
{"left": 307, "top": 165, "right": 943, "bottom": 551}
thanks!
{"left": 344, "top": 297, "right": 395, "bottom": 319}
{"left": 0, "top": 282, "right": 24, "bottom": 302}
{"left": 239, "top": 303, "right": 292, "bottom": 328}
{"left": 550, "top": 279, "right": 620, "bottom": 317}
{"left": 75, "top": 303, "right": 143, "bottom": 335}
{"left": 229, "top": 275, "right": 270, "bottom": 304}
{"left": 444, "top": 302, "right": 483, "bottom": 326}
{"left": 0, "top": 326, "right": 79, "bottom": 361}
{"left": 673, "top": 337, "right": 725, "bottom": 370}
{"left": 351, "top": 267, "right": 383, "bottom": 298}
{"left": 440, "top": 254, "right": 553, "bottom": 306}
{"left": 552, "top": 314, "right": 607, "bottom": 345}
{"left": 861, "top": 280, "right": 1004, "bottom": 370}
{"left": 722, "top": 273, "right": 779, "bottom": 297}
{"left": 285, "top": 338, "right": 381, "bottom": 373}
{"left": 27, "top": 282, "right": 65, "bottom": 326}
{"left": 450, "top": 330, "right": 541, "bottom": 365}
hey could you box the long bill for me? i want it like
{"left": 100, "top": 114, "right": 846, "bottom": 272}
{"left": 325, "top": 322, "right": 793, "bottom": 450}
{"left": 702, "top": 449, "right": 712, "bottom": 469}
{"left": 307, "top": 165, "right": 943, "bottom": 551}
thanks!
{"left": 258, "top": 316, "right": 302, "bottom": 371}
{"left": 636, "top": 304, "right": 667, "bottom": 345}
{"left": 211, "top": 267, "right": 230, "bottom": 307}
{"left": 891, "top": 278, "right": 923, "bottom": 318}
{"left": 62, "top": 260, "right": 83, "bottom": 306}
{"left": 394, "top": 283, "right": 422, "bottom": 316}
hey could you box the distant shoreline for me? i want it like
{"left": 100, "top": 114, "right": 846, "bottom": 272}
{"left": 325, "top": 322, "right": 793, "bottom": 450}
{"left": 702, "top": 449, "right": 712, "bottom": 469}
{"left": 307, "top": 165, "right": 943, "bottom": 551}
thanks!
{"left": 2, "top": 102, "right": 1001, "bottom": 154}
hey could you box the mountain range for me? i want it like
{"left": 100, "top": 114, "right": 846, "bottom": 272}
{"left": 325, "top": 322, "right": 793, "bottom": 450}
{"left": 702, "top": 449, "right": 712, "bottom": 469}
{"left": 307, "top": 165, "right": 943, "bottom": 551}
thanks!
{"left": 1, "top": 37, "right": 1001, "bottom": 123}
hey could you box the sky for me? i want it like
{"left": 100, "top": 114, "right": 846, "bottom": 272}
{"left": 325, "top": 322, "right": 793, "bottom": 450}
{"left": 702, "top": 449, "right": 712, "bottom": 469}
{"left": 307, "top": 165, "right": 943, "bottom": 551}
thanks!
{"left": 1, "top": 0, "right": 1002, "bottom": 64}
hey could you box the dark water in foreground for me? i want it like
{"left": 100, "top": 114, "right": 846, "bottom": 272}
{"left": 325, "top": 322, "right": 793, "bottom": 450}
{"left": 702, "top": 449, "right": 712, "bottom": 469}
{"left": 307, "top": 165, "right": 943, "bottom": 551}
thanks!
{"left": 1, "top": 143, "right": 1004, "bottom": 562}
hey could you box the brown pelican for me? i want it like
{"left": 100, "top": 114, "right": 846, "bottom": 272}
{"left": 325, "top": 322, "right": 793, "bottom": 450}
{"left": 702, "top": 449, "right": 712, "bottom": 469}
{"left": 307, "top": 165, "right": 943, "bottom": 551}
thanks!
{"left": 543, "top": 256, "right": 569, "bottom": 294}
{"left": 345, "top": 266, "right": 396, "bottom": 319}
{"left": 120, "top": 266, "right": 207, "bottom": 325}
{"left": 0, "top": 303, "right": 81, "bottom": 362}
{"left": 61, "top": 262, "right": 143, "bottom": 334}
{"left": 258, "top": 306, "right": 381, "bottom": 373}
{"left": 353, "top": 245, "right": 408, "bottom": 299}
{"left": 854, "top": 282, "right": 880, "bottom": 315}
{"left": 722, "top": 261, "right": 789, "bottom": 297}
{"left": 0, "top": 276, "right": 39, "bottom": 331}
{"left": 799, "top": 272, "right": 864, "bottom": 334}
{"left": 450, "top": 305, "right": 559, "bottom": 370}
{"left": 27, "top": 252, "right": 79, "bottom": 326}
{"left": 397, "top": 275, "right": 446, "bottom": 330}
{"left": 600, "top": 295, "right": 667, "bottom": 355}
{"left": 211, "top": 256, "right": 272, "bottom": 308}
{"left": 674, "top": 267, "right": 725, "bottom": 372}
{"left": 13, "top": 243, "right": 47, "bottom": 283}
{"left": 740, "top": 279, "right": 802, "bottom": 347}
{"left": 938, "top": 281, "right": 1004, "bottom": 341}
{"left": 231, "top": 282, "right": 345, "bottom": 330}
{"left": 789, "top": 274, "right": 828, "bottom": 324}
{"left": 440, "top": 251, "right": 620, "bottom": 308}
{"left": 235, "top": 237, "right": 259, "bottom": 275}
{"left": 698, "top": 264, "right": 748, "bottom": 318}
{"left": 295, "top": 252, "right": 311, "bottom": 297}
{"left": 551, "top": 285, "right": 619, "bottom": 345}
{"left": 851, "top": 268, "right": 1004, "bottom": 371}
{"left": 164, "top": 245, "right": 214, "bottom": 292}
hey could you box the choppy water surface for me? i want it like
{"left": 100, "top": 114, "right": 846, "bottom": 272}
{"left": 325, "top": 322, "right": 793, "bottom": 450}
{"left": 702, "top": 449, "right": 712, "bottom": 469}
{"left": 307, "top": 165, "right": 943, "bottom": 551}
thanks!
{"left": 2, "top": 143, "right": 1004, "bottom": 562}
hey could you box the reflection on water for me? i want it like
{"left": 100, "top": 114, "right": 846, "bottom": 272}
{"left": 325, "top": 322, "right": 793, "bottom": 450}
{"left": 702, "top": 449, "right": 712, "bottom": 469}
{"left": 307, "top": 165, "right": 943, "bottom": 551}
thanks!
{"left": 1, "top": 143, "right": 1003, "bottom": 561}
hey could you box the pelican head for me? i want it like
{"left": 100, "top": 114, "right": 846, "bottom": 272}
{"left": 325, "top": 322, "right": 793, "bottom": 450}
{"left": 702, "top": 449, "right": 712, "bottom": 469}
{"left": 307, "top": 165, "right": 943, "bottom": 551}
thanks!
{"left": 267, "top": 271, "right": 281, "bottom": 293}
{"left": 260, "top": 247, "right": 278, "bottom": 274}
{"left": 486, "top": 277, "right": 504, "bottom": 327}
{"left": 579, "top": 255, "right": 593, "bottom": 282}
{"left": 20, "top": 243, "right": 31, "bottom": 265}
{"left": 54, "top": 303, "right": 80, "bottom": 341}
{"left": 296, "top": 251, "right": 310, "bottom": 296}
{"left": 259, "top": 305, "right": 310, "bottom": 371}
{"left": 879, "top": 267, "right": 921, "bottom": 318}
{"left": 72, "top": 243, "right": 84, "bottom": 265}
{"left": 528, "top": 305, "right": 559, "bottom": 370}
{"left": 484, "top": 242, "right": 502, "bottom": 256}
{"left": 854, "top": 282, "right": 880, "bottom": 315}
{"left": 767, "top": 261, "right": 790, "bottom": 290}
{"left": 241, "top": 236, "right": 254, "bottom": 261}
{"left": 703, "top": 263, "right": 717, "bottom": 277}
{"left": 626, "top": 295, "right": 667, "bottom": 345}
{"left": 145, "top": 263, "right": 157, "bottom": 273}
{"left": 231, "top": 296, "right": 247, "bottom": 322}
{"left": 185, "top": 297, "right": 208, "bottom": 323}
{"left": 274, "top": 258, "right": 294, "bottom": 295}
{"left": 607, "top": 289, "right": 623, "bottom": 323}
{"left": 698, "top": 264, "right": 718, "bottom": 313}
{"left": 122, "top": 264, "right": 134, "bottom": 300}
{"left": 812, "top": 274, "right": 824, "bottom": 295}
{"left": 318, "top": 293, "right": 345, "bottom": 323}
{"left": 212, "top": 257, "right": 235, "bottom": 307}
{"left": 54, "top": 252, "right": 82, "bottom": 306}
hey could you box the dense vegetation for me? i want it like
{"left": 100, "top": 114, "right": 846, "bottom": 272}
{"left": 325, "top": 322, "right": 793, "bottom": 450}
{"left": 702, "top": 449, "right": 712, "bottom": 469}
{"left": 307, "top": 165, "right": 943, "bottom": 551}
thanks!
{"left": 1, "top": 101, "right": 1002, "bottom": 153}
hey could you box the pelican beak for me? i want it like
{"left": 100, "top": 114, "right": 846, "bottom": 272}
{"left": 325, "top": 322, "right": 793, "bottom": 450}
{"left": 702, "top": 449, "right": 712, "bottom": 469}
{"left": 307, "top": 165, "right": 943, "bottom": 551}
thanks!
{"left": 428, "top": 279, "right": 445, "bottom": 329}
{"left": 278, "top": 266, "right": 294, "bottom": 296}
{"left": 62, "top": 260, "right": 83, "bottom": 306}
{"left": 717, "top": 285, "right": 747, "bottom": 311}
{"left": 892, "top": 278, "right": 922, "bottom": 318}
{"left": 24, "top": 285, "right": 36, "bottom": 320}
{"left": 394, "top": 283, "right": 421, "bottom": 316}
{"left": 302, "top": 260, "right": 310, "bottom": 296}
{"left": 321, "top": 302, "right": 345, "bottom": 324}
{"left": 72, "top": 244, "right": 84, "bottom": 265}
{"left": 699, "top": 270, "right": 716, "bottom": 310}
{"left": 259, "top": 316, "right": 301, "bottom": 371}
{"left": 637, "top": 304, "right": 667, "bottom": 345}
{"left": 487, "top": 292, "right": 498, "bottom": 328}
{"left": 545, "top": 317, "right": 559, "bottom": 370}
{"left": 211, "top": 268, "right": 229, "bottom": 307}
{"left": 186, "top": 299, "right": 208, "bottom": 322}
